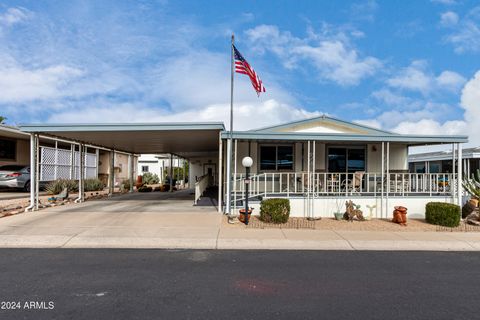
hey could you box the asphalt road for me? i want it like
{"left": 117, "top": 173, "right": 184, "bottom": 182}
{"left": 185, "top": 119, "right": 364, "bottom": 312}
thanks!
{"left": 0, "top": 250, "right": 479, "bottom": 320}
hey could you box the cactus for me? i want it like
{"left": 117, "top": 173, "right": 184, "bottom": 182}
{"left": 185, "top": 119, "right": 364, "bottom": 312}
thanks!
{"left": 463, "top": 169, "right": 480, "bottom": 199}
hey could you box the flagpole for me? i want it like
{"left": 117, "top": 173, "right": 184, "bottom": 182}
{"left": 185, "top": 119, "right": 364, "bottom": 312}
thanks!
{"left": 225, "top": 33, "right": 234, "bottom": 215}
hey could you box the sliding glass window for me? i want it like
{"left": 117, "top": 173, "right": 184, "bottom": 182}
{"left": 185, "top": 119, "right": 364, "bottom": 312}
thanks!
{"left": 327, "top": 146, "right": 365, "bottom": 173}
{"left": 259, "top": 145, "right": 294, "bottom": 171}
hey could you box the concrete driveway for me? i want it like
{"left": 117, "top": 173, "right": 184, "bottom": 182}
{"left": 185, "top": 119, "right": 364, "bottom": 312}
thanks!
{"left": 0, "top": 189, "right": 222, "bottom": 248}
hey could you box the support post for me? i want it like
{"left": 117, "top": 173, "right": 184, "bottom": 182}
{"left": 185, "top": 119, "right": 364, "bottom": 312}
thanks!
{"left": 26, "top": 133, "right": 37, "bottom": 212}
{"left": 386, "top": 142, "right": 390, "bottom": 219}
{"left": 70, "top": 144, "right": 75, "bottom": 179}
{"left": 457, "top": 143, "right": 463, "bottom": 206}
{"left": 452, "top": 143, "right": 456, "bottom": 201}
{"left": 128, "top": 154, "right": 134, "bottom": 193}
{"left": 169, "top": 153, "right": 173, "bottom": 192}
{"left": 109, "top": 150, "right": 115, "bottom": 196}
{"left": 381, "top": 142, "right": 384, "bottom": 219}
{"left": 218, "top": 135, "right": 223, "bottom": 213}
{"left": 233, "top": 139, "right": 238, "bottom": 215}
{"left": 95, "top": 148, "right": 100, "bottom": 178}
{"left": 75, "top": 143, "right": 84, "bottom": 203}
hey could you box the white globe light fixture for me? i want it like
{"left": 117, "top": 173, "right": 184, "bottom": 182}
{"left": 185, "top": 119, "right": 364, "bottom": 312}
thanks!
{"left": 242, "top": 156, "right": 253, "bottom": 168}
{"left": 241, "top": 156, "right": 254, "bottom": 225}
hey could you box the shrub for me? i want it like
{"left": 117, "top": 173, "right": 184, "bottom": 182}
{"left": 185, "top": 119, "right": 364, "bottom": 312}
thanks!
{"left": 84, "top": 178, "right": 105, "bottom": 192}
{"left": 45, "top": 179, "right": 78, "bottom": 195}
{"left": 142, "top": 172, "right": 159, "bottom": 185}
{"left": 138, "top": 185, "right": 153, "bottom": 192}
{"left": 425, "top": 202, "right": 461, "bottom": 227}
{"left": 121, "top": 179, "right": 131, "bottom": 191}
{"left": 260, "top": 198, "right": 290, "bottom": 224}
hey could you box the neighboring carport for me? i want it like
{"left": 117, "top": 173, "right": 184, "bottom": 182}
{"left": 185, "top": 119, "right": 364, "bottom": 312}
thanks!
{"left": 19, "top": 123, "right": 225, "bottom": 213}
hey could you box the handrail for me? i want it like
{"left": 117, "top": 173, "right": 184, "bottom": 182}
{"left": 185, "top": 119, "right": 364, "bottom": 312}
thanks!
{"left": 194, "top": 174, "right": 209, "bottom": 205}
{"left": 231, "top": 172, "right": 456, "bottom": 199}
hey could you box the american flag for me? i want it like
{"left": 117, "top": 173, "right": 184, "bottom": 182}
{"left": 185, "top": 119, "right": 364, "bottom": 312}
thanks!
{"left": 233, "top": 45, "right": 266, "bottom": 96}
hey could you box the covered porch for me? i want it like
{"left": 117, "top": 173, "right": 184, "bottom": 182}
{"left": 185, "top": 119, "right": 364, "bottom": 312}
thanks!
{"left": 222, "top": 131, "right": 468, "bottom": 218}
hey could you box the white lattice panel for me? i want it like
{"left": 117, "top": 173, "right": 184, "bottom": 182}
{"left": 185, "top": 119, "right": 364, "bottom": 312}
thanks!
{"left": 39, "top": 147, "right": 97, "bottom": 181}
{"left": 57, "top": 149, "right": 72, "bottom": 165}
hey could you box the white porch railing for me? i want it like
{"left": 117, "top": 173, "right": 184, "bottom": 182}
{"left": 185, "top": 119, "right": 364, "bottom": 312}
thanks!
{"left": 232, "top": 172, "right": 456, "bottom": 201}
{"left": 194, "top": 174, "right": 210, "bottom": 205}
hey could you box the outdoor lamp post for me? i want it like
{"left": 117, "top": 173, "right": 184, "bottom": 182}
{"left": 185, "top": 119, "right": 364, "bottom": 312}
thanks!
{"left": 242, "top": 156, "right": 253, "bottom": 225}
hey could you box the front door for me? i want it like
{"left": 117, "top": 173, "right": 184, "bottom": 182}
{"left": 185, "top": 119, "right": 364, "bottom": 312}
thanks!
{"left": 203, "top": 164, "right": 216, "bottom": 186}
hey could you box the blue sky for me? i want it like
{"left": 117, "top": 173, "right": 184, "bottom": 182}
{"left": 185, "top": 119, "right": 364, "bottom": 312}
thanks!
{"left": 1, "top": 0, "right": 480, "bottom": 144}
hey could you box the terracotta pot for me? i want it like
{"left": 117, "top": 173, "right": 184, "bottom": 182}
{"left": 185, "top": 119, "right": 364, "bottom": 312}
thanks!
{"left": 469, "top": 198, "right": 479, "bottom": 207}
{"left": 238, "top": 208, "right": 253, "bottom": 223}
{"left": 392, "top": 210, "right": 403, "bottom": 224}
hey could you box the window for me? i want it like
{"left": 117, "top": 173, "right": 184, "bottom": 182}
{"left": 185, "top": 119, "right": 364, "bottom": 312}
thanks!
{"left": 141, "top": 165, "right": 149, "bottom": 173}
{"left": 327, "top": 146, "right": 365, "bottom": 173}
{"left": 0, "top": 139, "right": 16, "bottom": 160}
{"left": 259, "top": 145, "right": 293, "bottom": 171}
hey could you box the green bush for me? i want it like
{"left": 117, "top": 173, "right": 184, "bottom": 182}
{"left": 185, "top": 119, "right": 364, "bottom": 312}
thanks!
{"left": 45, "top": 179, "right": 78, "bottom": 195}
{"left": 142, "top": 172, "right": 159, "bottom": 185}
{"left": 84, "top": 178, "right": 105, "bottom": 192}
{"left": 425, "top": 202, "right": 461, "bottom": 227}
{"left": 260, "top": 198, "right": 290, "bottom": 224}
{"left": 121, "top": 179, "right": 131, "bottom": 191}
{"left": 46, "top": 178, "right": 104, "bottom": 195}
{"left": 138, "top": 185, "right": 153, "bottom": 192}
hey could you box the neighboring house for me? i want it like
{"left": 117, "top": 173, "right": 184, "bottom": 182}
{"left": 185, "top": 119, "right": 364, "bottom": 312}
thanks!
{"left": 137, "top": 154, "right": 186, "bottom": 183}
{"left": 409, "top": 147, "right": 480, "bottom": 178}
{"left": 222, "top": 116, "right": 467, "bottom": 219}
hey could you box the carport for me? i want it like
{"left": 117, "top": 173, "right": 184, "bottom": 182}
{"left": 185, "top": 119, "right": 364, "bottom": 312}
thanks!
{"left": 20, "top": 123, "right": 225, "bottom": 213}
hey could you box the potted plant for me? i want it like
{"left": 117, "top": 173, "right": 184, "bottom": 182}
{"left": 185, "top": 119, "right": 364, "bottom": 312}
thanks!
{"left": 333, "top": 199, "right": 344, "bottom": 220}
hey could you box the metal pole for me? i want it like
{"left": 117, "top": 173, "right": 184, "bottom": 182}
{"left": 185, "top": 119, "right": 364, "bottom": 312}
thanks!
{"left": 129, "top": 154, "right": 134, "bottom": 193}
{"left": 35, "top": 134, "right": 39, "bottom": 210}
{"left": 225, "top": 34, "right": 235, "bottom": 215}
{"left": 457, "top": 143, "right": 463, "bottom": 206}
{"left": 218, "top": 134, "right": 223, "bottom": 213}
{"left": 95, "top": 148, "right": 99, "bottom": 178}
{"left": 386, "top": 142, "right": 390, "bottom": 219}
{"left": 26, "top": 133, "right": 36, "bottom": 212}
{"left": 169, "top": 153, "right": 173, "bottom": 192}
{"left": 245, "top": 166, "right": 250, "bottom": 225}
{"left": 70, "top": 144, "right": 75, "bottom": 179}
{"left": 233, "top": 139, "right": 238, "bottom": 215}
{"left": 109, "top": 150, "right": 115, "bottom": 195}
{"left": 381, "top": 142, "right": 384, "bottom": 219}
{"left": 452, "top": 143, "right": 456, "bottom": 201}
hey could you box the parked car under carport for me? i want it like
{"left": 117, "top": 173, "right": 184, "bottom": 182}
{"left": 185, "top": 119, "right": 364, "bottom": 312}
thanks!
{"left": 0, "top": 165, "right": 31, "bottom": 191}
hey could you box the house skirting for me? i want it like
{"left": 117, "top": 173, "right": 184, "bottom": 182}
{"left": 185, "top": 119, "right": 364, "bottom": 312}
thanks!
{"left": 245, "top": 196, "right": 456, "bottom": 219}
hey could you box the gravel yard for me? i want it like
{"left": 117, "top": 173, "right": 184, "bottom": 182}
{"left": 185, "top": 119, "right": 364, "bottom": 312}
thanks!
{"left": 225, "top": 215, "right": 480, "bottom": 232}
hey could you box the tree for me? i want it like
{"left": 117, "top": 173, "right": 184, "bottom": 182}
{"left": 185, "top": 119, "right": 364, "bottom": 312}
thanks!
{"left": 0, "top": 116, "right": 6, "bottom": 124}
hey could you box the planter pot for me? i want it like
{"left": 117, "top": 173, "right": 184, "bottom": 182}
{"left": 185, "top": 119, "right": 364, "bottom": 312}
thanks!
{"left": 238, "top": 208, "right": 253, "bottom": 223}
{"left": 334, "top": 212, "right": 344, "bottom": 221}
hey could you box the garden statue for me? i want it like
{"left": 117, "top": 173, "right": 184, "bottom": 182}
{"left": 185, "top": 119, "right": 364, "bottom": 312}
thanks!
{"left": 343, "top": 200, "right": 365, "bottom": 221}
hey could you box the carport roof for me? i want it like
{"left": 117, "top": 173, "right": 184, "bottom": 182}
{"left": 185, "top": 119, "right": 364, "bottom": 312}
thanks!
{"left": 20, "top": 123, "right": 225, "bottom": 156}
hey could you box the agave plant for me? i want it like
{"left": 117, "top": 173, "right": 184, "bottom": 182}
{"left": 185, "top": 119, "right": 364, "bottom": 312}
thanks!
{"left": 463, "top": 169, "right": 480, "bottom": 199}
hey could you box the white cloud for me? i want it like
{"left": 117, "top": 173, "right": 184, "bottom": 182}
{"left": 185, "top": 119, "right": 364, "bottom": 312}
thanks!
{"left": 0, "top": 7, "right": 30, "bottom": 27}
{"left": 245, "top": 24, "right": 382, "bottom": 86}
{"left": 47, "top": 99, "right": 321, "bottom": 131}
{"left": 440, "top": 11, "right": 459, "bottom": 26}
{"left": 387, "top": 60, "right": 465, "bottom": 94}
{"left": 0, "top": 55, "right": 84, "bottom": 103}
{"left": 431, "top": 0, "right": 457, "bottom": 5}
{"left": 367, "top": 70, "right": 480, "bottom": 148}
{"left": 443, "top": 7, "right": 480, "bottom": 53}
{"left": 436, "top": 70, "right": 466, "bottom": 91}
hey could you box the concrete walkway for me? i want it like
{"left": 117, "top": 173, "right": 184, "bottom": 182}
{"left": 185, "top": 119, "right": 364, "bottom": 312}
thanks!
{"left": 1, "top": 199, "right": 480, "bottom": 250}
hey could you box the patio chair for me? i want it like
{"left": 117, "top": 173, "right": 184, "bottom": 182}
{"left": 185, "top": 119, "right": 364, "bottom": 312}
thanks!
{"left": 341, "top": 171, "right": 365, "bottom": 193}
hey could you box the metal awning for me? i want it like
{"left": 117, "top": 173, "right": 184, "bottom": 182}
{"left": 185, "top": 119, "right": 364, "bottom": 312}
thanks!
{"left": 220, "top": 131, "right": 468, "bottom": 145}
{"left": 20, "top": 123, "right": 225, "bottom": 157}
